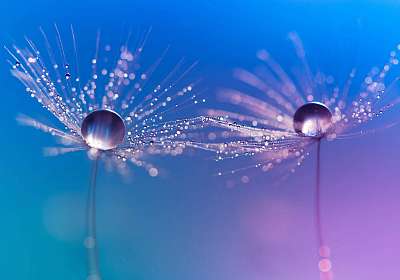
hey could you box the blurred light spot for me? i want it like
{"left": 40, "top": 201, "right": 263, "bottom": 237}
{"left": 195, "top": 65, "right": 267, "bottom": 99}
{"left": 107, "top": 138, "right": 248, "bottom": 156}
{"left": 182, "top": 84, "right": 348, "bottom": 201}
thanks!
{"left": 319, "top": 258, "right": 332, "bottom": 272}
{"left": 149, "top": 167, "right": 159, "bottom": 177}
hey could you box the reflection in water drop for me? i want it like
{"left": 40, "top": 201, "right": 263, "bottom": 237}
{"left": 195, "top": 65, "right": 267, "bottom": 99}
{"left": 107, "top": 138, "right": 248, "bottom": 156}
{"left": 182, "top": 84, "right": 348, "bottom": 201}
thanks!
{"left": 293, "top": 102, "right": 333, "bottom": 138}
{"left": 81, "top": 110, "right": 125, "bottom": 151}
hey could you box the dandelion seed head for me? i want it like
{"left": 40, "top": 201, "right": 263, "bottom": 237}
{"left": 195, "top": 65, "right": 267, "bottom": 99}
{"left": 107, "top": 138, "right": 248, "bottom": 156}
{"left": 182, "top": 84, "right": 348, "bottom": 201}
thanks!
{"left": 8, "top": 27, "right": 224, "bottom": 173}
{"left": 207, "top": 32, "right": 399, "bottom": 182}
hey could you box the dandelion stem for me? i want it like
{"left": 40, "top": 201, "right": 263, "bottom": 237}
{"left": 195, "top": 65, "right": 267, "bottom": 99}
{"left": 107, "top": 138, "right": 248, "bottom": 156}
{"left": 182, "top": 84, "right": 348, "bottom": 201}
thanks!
{"left": 315, "top": 139, "right": 324, "bottom": 249}
{"left": 315, "top": 139, "right": 333, "bottom": 279}
{"left": 86, "top": 157, "right": 101, "bottom": 279}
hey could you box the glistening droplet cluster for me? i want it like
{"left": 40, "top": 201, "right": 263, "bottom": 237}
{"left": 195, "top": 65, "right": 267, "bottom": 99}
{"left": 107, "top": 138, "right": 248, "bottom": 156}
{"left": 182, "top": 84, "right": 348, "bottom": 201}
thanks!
{"left": 8, "top": 27, "right": 223, "bottom": 176}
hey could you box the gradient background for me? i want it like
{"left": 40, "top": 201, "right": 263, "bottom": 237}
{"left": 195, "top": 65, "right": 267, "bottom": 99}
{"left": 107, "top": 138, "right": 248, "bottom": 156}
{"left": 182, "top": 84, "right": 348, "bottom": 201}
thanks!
{"left": 1, "top": 0, "right": 400, "bottom": 279}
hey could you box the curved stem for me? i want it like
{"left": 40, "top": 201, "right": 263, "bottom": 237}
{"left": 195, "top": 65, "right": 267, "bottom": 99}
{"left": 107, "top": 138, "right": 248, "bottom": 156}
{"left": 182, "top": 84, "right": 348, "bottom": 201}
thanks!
{"left": 315, "top": 139, "right": 333, "bottom": 279}
{"left": 315, "top": 139, "right": 324, "bottom": 249}
{"left": 86, "top": 157, "right": 101, "bottom": 279}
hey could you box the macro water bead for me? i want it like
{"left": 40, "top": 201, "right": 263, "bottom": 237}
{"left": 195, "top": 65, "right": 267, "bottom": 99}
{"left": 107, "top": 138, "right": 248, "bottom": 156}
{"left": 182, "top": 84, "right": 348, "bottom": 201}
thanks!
{"left": 81, "top": 110, "right": 126, "bottom": 151}
{"left": 293, "top": 102, "right": 333, "bottom": 138}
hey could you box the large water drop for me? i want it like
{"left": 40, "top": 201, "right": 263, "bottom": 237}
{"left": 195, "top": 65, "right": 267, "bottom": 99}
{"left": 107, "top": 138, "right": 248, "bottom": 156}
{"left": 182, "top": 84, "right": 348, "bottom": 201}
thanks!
{"left": 81, "top": 109, "right": 125, "bottom": 151}
{"left": 293, "top": 102, "right": 332, "bottom": 138}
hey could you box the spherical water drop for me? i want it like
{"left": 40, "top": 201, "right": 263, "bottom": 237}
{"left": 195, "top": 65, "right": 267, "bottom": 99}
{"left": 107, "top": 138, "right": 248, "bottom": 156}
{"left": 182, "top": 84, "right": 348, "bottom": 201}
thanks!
{"left": 293, "top": 102, "right": 332, "bottom": 138}
{"left": 81, "top": 109, "right": 125, "bottom": 151}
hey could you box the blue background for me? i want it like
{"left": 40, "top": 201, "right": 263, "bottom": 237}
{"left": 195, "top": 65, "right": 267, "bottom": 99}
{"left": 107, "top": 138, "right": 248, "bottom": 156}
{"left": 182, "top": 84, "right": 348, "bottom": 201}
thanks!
{"left": 1, "top": 0, "right": 400, "bottom": 279}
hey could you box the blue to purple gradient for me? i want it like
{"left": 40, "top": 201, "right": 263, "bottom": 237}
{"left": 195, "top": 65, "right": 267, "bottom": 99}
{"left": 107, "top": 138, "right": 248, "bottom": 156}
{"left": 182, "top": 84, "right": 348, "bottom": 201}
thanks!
{"left": 1, "top": 0, "right": 400, "bottom": 279}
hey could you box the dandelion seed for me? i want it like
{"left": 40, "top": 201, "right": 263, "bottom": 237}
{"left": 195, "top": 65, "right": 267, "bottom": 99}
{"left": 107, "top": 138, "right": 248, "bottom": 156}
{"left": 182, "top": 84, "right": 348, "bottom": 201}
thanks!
{"left": 207, "top": 32, "right": 400, "bottom": 279}
{"left": 7, "top": 26, "right": 221, "bottom": 280}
